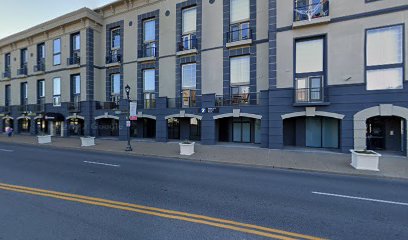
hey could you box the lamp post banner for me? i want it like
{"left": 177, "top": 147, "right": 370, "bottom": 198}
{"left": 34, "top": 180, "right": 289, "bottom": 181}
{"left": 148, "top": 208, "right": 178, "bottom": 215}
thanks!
{"left": 130, "top": 101, "right": 137, "bottom": 120}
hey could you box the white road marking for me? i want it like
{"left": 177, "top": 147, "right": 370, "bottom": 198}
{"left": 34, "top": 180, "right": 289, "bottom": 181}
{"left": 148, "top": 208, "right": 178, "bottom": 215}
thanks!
{"left": 312, "top": 191, "right": 408, "bottom": 206}
{"left": 0, "top": 149, "right": 14, "bottom": 152}
{"left": 83, "top": 161, "right": 120, "bottom": 167}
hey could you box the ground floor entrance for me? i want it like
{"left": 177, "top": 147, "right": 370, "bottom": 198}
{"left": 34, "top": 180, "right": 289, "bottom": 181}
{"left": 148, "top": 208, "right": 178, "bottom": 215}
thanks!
{"left": 167, "top": 117, "right": 201, "bottom": 141}
{"left": 96, "top": 118, "right": 119, "bottom": 137}
{"left": 284, "top": 116, "right": 340, "bottom": 149}
{"left": 18, "top": 118, "right": 31, "bottom": 133}
{"left": 217, "top": 117, "right": 261, "bottom": 144}
{"left": 130, "top": 118, "right": 156, "bottom": 139}
{"left": 366, "top": 116, "right": 405, "bottom": 153}
{"left": 68, "top": 118, "right": 84, "bottom": 136}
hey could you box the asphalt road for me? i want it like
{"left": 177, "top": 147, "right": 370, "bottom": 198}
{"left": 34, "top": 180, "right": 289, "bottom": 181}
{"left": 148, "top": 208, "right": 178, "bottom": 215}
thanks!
{"left": 0, "top": 142, "right": 407, "bottom": 240}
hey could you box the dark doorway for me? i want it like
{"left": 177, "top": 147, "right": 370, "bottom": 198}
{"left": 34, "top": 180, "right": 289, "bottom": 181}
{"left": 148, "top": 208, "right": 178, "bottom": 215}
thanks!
{"left": 167, "top": 118, "right": 180, "bottom": 140}
{"left": 367, "top": 116, "right": 404, "bottom": 152}
{"left": 35, "top": 119, "right": 49, "bottom": 135}
{"left": 130, "top": 118, "right": 156, "bottom": 139}
{"left": 18, "top": 118, "right": 31, "bottom": 133}
{"left": 97, "top": 118, "right": 119, "bottom": 137}
{"left": 217, "top": 117, "right": 261, "bottom": 144}
{"left": 68, "top": 118, "right": 84, "bottom": 136}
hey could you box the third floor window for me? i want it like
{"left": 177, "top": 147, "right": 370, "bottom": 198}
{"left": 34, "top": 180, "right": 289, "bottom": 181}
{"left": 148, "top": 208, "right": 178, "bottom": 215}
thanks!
{"left": 4, "top": 53, "right": 11, "bottom": 71}
{"left": 111, "top": 28, "right": 121, "bottom": 50}
{"left": 20, "top": 48, "right": 28, "bottom": 68}
{"left": 181, "top": 7, "right": 197, "bottom": 51}
{"left": 53, "top": 38, "right": 61, "bottom": 65}
{"left": 143, "top": 19, "right": 156, "bottom": 57}
{"left": 37, "top": 43, "right": 45, "bottom": 62}
{"left": 230, "top": 0, "right": 250, "bottom": 42}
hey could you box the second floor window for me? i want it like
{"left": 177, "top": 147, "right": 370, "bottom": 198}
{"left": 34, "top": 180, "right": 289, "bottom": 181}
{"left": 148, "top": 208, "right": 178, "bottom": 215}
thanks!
{"left": 21, "top": 82, "right": 28, "bottom": 105}
{"left": 230, "top": 0, "right": 250, "bottom": 42}
{"left": 295, "top": 37, "right": 324, "bottom": 102}
{"left": 181, "top": 7, "right": 197, "bottom": 50}
{"left": 71, "top": 74, "right": 81, "bottom": 102}
{"left": 143, "top": 69, "right": 156, "bottom": 108}
{"left": 230, "top": 55, "right": 250, "bottom": 103}
{"left": 111, "top": 73, "right": 120, "bottom": 100}
{"left": 143, "top": 19, "right": 156, "bottom": 57}
{"left": 53, "top": 77, "right": 61, "bottom": 106}
{"left": 53, "top": 38, "right": 61, "bottom": 65}
{"left": 182, "top": 63, "right": 197, "bottom": 107}
{"left": 366, "top": 25, "right": 403, "bottom": 91}
{"left": 294, "top": 0, "right": 329, "bottom": 22}
{"left": 5, "top": 85, "right": 11, "bottom": 106}
{"left": 38, "top": 80, "right": 45, "bottom": 99}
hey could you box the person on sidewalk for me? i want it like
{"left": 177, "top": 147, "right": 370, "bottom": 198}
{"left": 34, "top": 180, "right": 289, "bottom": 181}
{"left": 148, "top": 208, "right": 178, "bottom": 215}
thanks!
{"left": 7, "top": 127, "right": 13, "bottom": 137}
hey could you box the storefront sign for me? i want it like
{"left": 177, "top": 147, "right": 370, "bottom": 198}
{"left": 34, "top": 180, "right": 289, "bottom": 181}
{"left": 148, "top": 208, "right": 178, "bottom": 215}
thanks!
{"left": 200, "top": 107, "right": 219, "bottom": 114}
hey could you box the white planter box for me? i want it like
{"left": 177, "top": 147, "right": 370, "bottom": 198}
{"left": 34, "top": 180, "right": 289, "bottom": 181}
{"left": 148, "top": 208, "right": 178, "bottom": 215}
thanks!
{"left": 81, "top": 137, "right": 95, "bottom": 147}
{"left": 350, "top": 150, "right": 381, "bottom": 171}
{"left": 179, "top": 142, "right": 195, "bottom": 156}
{"left": 37, "top": 135, "right": 52, "bottom": 144}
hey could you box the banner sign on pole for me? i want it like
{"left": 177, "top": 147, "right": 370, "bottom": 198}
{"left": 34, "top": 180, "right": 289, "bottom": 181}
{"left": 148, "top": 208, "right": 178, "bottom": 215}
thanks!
{"left": 129, "top": 101, "right": 138, "bottom": 120}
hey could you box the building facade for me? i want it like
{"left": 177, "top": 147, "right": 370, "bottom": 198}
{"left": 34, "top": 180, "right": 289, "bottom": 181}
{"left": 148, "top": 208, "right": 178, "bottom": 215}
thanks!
{"left": 0, "top": 0, "right": 407, "bottom": 155}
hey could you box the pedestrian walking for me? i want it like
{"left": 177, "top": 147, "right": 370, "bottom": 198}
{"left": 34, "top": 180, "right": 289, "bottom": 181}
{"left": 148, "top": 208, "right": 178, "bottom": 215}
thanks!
{"left": 7, "top": 127, "right": 13, "bottom": 137}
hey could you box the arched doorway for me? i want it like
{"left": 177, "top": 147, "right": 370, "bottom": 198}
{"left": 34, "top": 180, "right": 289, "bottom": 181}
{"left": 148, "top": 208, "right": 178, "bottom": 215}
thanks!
{"left": 68, "top": 118, "right": 84, "bottom": 136}
{"left": 35, "top": 118, "right": 48, "bottom": 135}
{"left": 366, "top": 116, "right": 404, "bottom": 153}
{"left": 283, "top": 116, "right": 340, "bottom": 149}
{"left": 96, "top": 118, "right": 119, "bottom": 137}
{"left": 354, "top": 105, "right": 408, "bottom": 155}
{"left": 2, "top": 117, "right": 14, "bottom": 133}
{"left": 166, "top": 117, "right": 201, "bottom": 141}
{"left": 216, "top": 117, "right": 261, "bottom": 144}
{"left": 17, "top": 117, "right": 31, "bottom": 134}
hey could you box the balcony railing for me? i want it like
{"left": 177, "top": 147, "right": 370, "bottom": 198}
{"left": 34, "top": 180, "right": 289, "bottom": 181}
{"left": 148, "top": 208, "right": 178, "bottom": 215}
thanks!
{"left": 31, "top": 103, "right": 45, "bottom": 113}
{"left": 96, "top": 101, "right": 119, "bottom": 110}
{"left": 67, "top": 56, "right": 81, "bottom": 65}
{"left": 68, "top": 101, "right": 81, "bottom": 112}
{"left": 295, "top": 87, "right": 326, "bottom": 103}
{"left": 34, "top": 60, "right": 45, "bottom": 72}
{"left": 216, "top": 92, "right": 260, "bottom": 106}
{"left": 294, "top": 0, "right": 330, "bottom": 22}
{"left": 18, "top": 104, "right": 29, "bottom": 113}
{"left": 138, "top": 99, "right": 156, "bottom": 109}
{"left": 2, "top": 70, "right": 11, "bottom": 78}
{"left": 178, "top": 37, "right": 197, "bottom": 51}
{"left": 106, "top": 51, "right": 122, "bottom": 64}
{"left": 17, "top": 66, "right": 27, "bottom": 76}
{"left": 139, "top": 42, "right": 157, "bottom": 58}
{"left": 167, "top": 97, "right": 198, "bottom": 108}
{"left": 227, "top": 26, "right": 252, "bottom": 43}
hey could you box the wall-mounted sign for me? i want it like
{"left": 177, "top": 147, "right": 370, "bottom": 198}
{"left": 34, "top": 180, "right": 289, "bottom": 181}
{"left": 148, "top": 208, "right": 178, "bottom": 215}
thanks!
{"left": 199, "top": 107, "right": 219, "bottom": 114}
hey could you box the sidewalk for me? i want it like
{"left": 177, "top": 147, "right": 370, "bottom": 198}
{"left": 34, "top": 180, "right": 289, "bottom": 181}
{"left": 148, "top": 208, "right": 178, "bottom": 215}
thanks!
{"left": 0, "top": 134, "right": 407, "bottom": 180}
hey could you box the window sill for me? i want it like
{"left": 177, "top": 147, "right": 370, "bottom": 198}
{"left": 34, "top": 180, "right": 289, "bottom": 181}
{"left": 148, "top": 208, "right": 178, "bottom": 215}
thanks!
{"left": 292, "top": 16, "right": 331, "bottom": 29}
{"left": 15, "top": 74, "right": 28, "bottom": 79}
{"left": 106, "top": 62, "right": 121, "bottom": 68}
{"left": 226, "top": 39, "right": 253, "bottom": 48}
{"left": 176, "top": 49, "right": 198, "bottom": 56}
{"left": 293, "top": 102, "right": 330, "bottom": 107}
{"left": 32, "top": 71, "right": 45, "bottom": 76}
{"left": 138, "top": 56, "right": 156, "bottom": 62}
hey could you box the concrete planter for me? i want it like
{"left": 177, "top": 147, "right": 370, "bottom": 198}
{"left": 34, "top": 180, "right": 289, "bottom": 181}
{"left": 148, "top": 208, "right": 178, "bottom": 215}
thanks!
{"left": 37, "top": 135, "right": 52, "bottom": 144}
{"left": 81, "top": 137, "right": 95, "bottom": 147}
{"left": 179, "top": 142, "right": 195, "bottom": 156}
{"left": 350, "top": 150, "right": 381, "bottom": 171}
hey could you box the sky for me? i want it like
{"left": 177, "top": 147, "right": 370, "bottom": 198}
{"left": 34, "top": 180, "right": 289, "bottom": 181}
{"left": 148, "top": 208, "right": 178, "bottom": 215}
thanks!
{"left": 0, "top": 0, "right": 114, "bottom": 39}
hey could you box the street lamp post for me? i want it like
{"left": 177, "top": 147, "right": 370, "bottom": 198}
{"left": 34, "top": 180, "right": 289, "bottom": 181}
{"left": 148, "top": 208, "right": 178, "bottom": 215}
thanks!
{"left": 125, "top": 84, "right": 132, "bottom": 152}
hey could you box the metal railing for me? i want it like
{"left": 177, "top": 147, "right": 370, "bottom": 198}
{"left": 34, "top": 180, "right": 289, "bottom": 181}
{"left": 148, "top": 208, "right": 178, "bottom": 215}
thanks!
{"left": 227, "top": 27, "right": 252, "bottom": 43}
{"left": 18, "top": 104, "right": 29, "bottom": 113}
{"left": 0, "top": 106, "right": 11, "bottom": 114}
{"left": 139, "top": 42, "right": 157, "bottom": 58}
{"left": 68, "top": 101, "right": 81, "bottom": 112}
{"left": 17, "top": 66, "right": 27, "bottom": 75}
{"left": 2, "top": 70, "right": 11, "bottom": 78}
{"left": 295, "top": 87, "right": 325, "bottom": 103}
{"left": 34, "top": 60, "right": 45, "bottom": 72}
{"left": 178, "top": 38, "right": 197, "bottom": 51}
{"left": 31, "top": 103, "right": 45, "bottom": 113}
{"left": 215, "top": 92, "right": 260, "bottom": 106}
{"left": 106, "top": 51, "right": 122, "bottom": 64}
{"left": 67, "top": 56, "right": 81, "bottom": 65}
{"left": 96, "top": 101, "right": 119, "bottom": 110}
{"left": 294, "top": 0, "right": 330, "bottom": 22}
{"left": 167, "top": 97, "right": 198, "bottom": 108}
{"left": 139, "top": 99, "right": 156, "bottom": 109}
